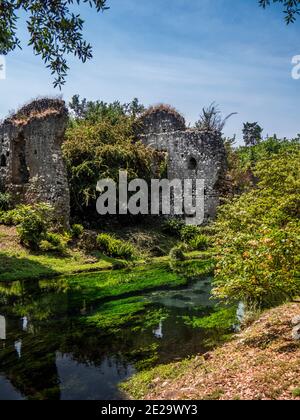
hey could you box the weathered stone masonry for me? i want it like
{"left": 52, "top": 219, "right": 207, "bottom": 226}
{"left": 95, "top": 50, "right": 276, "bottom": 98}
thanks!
{"left": 0, "top": 100, "right": 225, "bottom": 227}
{"left": 137, "top": 106, "right": 226, "bottom": 223}
{"left": 0, "top": 99, "right": 70, "bottom": 226}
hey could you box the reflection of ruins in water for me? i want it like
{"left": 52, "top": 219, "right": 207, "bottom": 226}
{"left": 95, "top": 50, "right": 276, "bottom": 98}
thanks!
{"left": 0, "top": 281, "right": 133, "bottom": 400}
{"left": 0, "top": 271, "right": 221, "bottom": 400}
{"left": 0, "top": 315, "right": 6, "bottom": 340}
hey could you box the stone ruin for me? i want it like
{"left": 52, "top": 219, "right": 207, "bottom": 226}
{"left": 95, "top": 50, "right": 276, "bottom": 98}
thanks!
{"left": 137, "top": 105, "right": 227, "bottom": 223}
{"left": 0, "top": 98, "right": 70, "bottom": 226}
{"left": 0, "top": 99, "right": 226, "bottom": 228}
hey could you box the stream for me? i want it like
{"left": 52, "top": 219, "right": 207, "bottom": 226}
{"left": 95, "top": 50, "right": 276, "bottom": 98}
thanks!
{"left": 0, "top": 263, "right": 237, "bottom": 400}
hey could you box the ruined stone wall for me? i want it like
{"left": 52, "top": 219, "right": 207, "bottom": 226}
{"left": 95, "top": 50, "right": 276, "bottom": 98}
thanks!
{"left": 138, "top": 106, "right": 226, "bottom": 223}
{"left": 0, "top": 99, "right": 70, "bottom": 226}
{"left": 138, "top": 105, "right": 186, "bottom": 136}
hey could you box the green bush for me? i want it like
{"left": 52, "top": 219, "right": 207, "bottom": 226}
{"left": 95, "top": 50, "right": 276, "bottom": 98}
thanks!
{"left": 169, "top": 246, "right": 185, "bottom": 262}
{"left": 16, "top": 204, "right": 54, "bottom": 250}
{"left": 0, "top": 202, "right": 70, "bottom": 253}
{"left": 212, "top": 143, "right": 300, "bottom": 310}
{"left": 189, "top": 234, "right": 210, "bottom": 251}
{"left": 71, "top": 224, "right": 84, "bottom": 239}
{"left": 162, "top": 218, "right": 185, "bottom": 237}
{"left": 0, "top": 207, "right": 23, "bottom": 226}
{"left": 180, "top": 225, "right": 201, "bottom": 242}
{"left": 39, "top": 233, "right": 67, "bottom": 254}
{"left": 0, "top": 192, "right": 12, "bottom": 211}
{"left": 97, "top": 233, "right": 136, "bottom": 260}
{"left": 63, "top": 105, "right": 160, "bottom": 220}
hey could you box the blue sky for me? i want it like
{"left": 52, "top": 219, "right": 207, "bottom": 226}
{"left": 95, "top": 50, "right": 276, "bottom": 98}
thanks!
{"left": 1, "top": 0, "right": 300, "bottom": 143}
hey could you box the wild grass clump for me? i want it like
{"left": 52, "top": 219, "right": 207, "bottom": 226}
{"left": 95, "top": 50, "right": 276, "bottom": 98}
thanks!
{"left": 71, "top": 223, "right": 84, "bottom": 239}
{"left": 97, "top": 233, "right": 136, "bottom": 260}
{"left": 169, "top": 246, "right": 185, "bottom": 262}
{"left": 189, "top": 234, "right": 211, "bottom": 251}
{"left": 39, "top": 232, "right": 68, "bottom": 254}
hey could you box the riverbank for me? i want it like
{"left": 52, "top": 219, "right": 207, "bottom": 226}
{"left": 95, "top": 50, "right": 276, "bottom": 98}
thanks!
{"left": 0, "top": 225, "right": 213, "bottom": 282}
{"left": 121, "top": 302, "right": 300, "bottom": 400}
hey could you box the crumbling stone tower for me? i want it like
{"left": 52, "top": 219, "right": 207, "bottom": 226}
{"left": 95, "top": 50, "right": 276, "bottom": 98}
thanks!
{"left": 0, "top": 99, "right": 70, "bottom": 226}
{"left": 137, "top": 105, "right": 226, "bottom": 223}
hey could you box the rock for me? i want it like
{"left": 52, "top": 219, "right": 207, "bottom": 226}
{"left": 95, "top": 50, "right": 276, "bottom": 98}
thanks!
{"left": 291, "top": 316, "right": 300, "bottom": 326}
{"left": 292, "top": 325, "right": 300, "bottom": 340}
{"left": 203, "top": 352, "right": 212, "bottom": 361}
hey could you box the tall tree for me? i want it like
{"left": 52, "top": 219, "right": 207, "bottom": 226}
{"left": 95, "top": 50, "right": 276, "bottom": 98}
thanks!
{"left": 0, "top": 0, "right": 109, "bottom": 88}
{"left": 243, "top": 122, "right": 263, "bottom": 146}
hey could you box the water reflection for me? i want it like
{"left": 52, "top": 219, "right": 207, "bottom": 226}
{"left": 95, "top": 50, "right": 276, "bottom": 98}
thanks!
{"left": 0, "top": 315, "right": 5, "bottom": 340}
{"left": 0, "top": 262, "right": 234, "bottom": 400}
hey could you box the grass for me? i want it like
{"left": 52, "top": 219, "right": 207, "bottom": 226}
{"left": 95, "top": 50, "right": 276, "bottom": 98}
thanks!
{"left": 0, "top": 249, "right": 115, "bottom": 282}
{"left": 121, "top": 359, "right": 191, "bottom": 400}
{"left": 121, "top": 302, "right": 300, "bottom": 400}
{"left": 0, "top": 225, "right": 215, "bottom": 283}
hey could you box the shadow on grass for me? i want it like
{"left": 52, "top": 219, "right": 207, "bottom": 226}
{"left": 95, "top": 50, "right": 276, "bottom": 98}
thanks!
{"left": 0, "top": 252, "right": 58, "bottom": 282}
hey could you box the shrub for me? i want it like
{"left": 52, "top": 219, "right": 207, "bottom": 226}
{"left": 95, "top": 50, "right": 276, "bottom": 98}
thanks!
{"left": 180, "top": 225, "right": 201, "bottom": 242}
{"left": 189, "top": 234, "right": 211, "bottom": 251}
{"left": 16, "top": 204, "right": 54, "bottom": 250}
{"left": 39, "top": 233, "right": 67, "bottom": 254}
{"left": 213, "top": 227, "right": 300, "bottom": 309}
{"left": 212, "top": 144, "right": 300, "bottom": 310}
{"left": 0, "top": 192, "right": 12, "bottom": 211}
{"left": 63, "top": 108, "right": 160, "bottom": 220}
{"left": 71, "top": 224, "right": 84, "bottom": 239}
{"left": 162, "top": 218, "right": 185, "bottom": 237}
{"left": 0, "top": 208, "right": 21, "bottom": 225}
{"left": 97, "top": 233, "right": 136, "bottom": 260}
{"left": 169, "top": 246, "right": 185, "bottom": 262}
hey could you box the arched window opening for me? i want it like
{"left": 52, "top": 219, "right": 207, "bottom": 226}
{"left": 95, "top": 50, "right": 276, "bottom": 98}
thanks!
{"left": 12, "top": 134, "right": 29, "bottom": 184}
{"left": 188, "top": 157, "right": 197, "bottom": 171}
{"left": 0, "top": 154, "right": 7, "bottom": 167}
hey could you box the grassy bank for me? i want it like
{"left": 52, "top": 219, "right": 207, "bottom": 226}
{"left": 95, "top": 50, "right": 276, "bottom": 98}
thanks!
{"left": 121, "top": 302, "right": 300, "bottom": 400}
{"left": 0, "top": 248, "right": 117, "bottom": 282}
{"left": 0, "top": 225, "right": 214, "bottom": 282}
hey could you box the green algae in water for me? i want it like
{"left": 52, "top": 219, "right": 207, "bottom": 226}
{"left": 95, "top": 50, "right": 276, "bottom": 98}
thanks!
{"left": 40, "top": 262, "right": 189, "bottom": 303}
{"left": 181, "top": 306, "right": 238, "bottom": 330}
{"left": 82, "top": 297, "right": 151, "bottom": 333}
{"left": 0, "top": 259, "right": 237, "bottom": 401}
